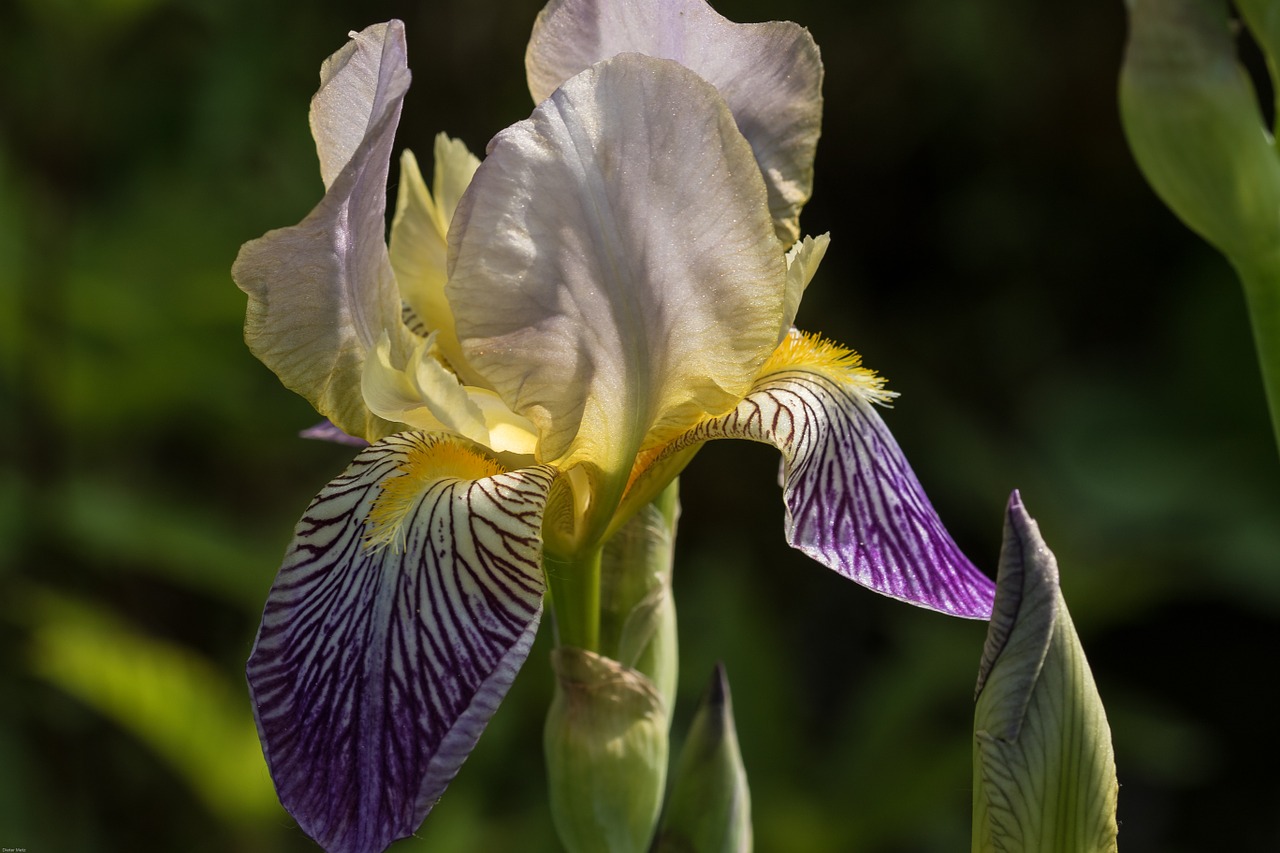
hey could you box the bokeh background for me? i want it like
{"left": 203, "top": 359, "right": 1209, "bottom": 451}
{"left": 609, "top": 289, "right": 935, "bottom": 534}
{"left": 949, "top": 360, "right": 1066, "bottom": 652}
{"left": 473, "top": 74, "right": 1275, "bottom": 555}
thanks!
{"left": 2, "top": 0, "right": 1278, "bottom": 850}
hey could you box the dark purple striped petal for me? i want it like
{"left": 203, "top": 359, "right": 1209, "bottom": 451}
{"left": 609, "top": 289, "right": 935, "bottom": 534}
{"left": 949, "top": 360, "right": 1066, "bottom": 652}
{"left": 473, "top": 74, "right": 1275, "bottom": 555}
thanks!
{"left": 680, "top": 335, "right": 994, "bottom": 618}
{"left": 247, "top": 433, "right": 554, "bottom": 853}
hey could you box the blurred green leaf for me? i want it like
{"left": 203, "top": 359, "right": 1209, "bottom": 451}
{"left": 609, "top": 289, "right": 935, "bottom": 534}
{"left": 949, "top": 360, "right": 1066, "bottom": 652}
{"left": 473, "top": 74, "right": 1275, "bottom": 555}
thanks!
{"left": 24, "top": 589, "right": 280, "bottom": 824}
{"left": 59, "top": 477, "right": 275, "bottom": 610}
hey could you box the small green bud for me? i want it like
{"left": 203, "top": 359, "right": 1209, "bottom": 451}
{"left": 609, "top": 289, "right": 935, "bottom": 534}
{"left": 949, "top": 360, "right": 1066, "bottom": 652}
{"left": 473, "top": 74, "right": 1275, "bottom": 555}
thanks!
{"left": 653, "top": 664, "right": 752, "bottom": 853}
{"left": 1119, "top": 0, "right": 1280, "bottom": 260}
{"left": 545, "top": 646, "right": 668, "bottom": 853}
{"left": 972, "top": 492, "right": 1118, "bottom": 853}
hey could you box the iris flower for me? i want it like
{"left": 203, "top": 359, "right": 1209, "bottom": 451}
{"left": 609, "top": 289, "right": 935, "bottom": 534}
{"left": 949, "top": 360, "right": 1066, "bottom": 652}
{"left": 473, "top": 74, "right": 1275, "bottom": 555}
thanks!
{"left": 233, "top": 4, "right": 994, "bottom": 852}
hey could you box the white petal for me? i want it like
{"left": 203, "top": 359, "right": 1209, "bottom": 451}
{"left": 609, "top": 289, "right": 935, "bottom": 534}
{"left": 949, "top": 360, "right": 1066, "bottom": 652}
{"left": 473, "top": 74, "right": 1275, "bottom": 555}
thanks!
{"left": 526, "top": 0, "right": 823, "bottom": 243}
{"left": 449, "top": 54, "right": 787, "bottom": 530}
{"left": 782, "top": 232, "right": 830, "bottom": 332}
{"left": 233, "top": 22, "right": 414, "bottom": 441}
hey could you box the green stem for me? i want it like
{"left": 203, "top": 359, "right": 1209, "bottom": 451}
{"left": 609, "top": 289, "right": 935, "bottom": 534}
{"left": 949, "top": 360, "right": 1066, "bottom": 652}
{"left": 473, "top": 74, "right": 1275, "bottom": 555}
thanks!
{"left": 1236, "top": 254, "right": 1280, "bottom": 458}
{"left": 544, "top": 546, "right": 603, "bottom": 652}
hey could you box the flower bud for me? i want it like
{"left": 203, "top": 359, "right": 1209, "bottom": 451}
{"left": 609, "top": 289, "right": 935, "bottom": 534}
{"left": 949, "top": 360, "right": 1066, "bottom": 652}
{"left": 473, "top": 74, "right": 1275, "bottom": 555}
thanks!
{"left": 1119, "top": 0, "right": 1280, "bottom": 260}
{"left": 544, "top": 646, "right": 668, "bottom": 853}
{"left": 600, "top": 480, "right": 681, "bottom": 710}
{"left": 653, "top": 664, "right": 751, "bottom": 853}
{"left": 972, "top": 492, "right": 1118, "bottom": 853}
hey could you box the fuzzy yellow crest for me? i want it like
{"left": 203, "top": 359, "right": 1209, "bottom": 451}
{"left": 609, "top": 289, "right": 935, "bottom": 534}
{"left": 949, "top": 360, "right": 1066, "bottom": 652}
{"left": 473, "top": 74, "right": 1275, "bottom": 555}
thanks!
{"left": 365, "top": 438, "right": 505, "bottom": 552}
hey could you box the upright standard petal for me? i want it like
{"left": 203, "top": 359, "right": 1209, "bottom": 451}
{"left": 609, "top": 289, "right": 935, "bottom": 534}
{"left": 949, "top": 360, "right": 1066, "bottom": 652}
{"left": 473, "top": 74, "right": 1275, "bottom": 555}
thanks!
{"left": 634, "top": 332, "right": 994, "bottom": 618}
{"left": 449, "top": 54, "right": 786, "bottom": 536}
{"left": 247, "top": 433, "right": 554, "bottom": 853}
{"left": 525, "top": 0, "right": 823, "bottom": 244}
{"left": 233, "top": 22, "right": 415, "bottom": 442}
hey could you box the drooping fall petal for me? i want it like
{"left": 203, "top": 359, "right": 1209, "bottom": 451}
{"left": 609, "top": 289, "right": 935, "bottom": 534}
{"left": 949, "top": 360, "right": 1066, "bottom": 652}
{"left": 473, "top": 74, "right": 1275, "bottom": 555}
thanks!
{"left": 525, "top": 0, "right": 823, "bottom": 244}
{"left": 233, "top": 22, "right": 415, "bottom": 442}
{"left": 246, "top": 433, "right": 554, "bottom": 853}
{"left": 634, "top": 332, "right": 994, "bottom": 618}
{"left": 449, "top": 53, "right": 787, "bottom": 536}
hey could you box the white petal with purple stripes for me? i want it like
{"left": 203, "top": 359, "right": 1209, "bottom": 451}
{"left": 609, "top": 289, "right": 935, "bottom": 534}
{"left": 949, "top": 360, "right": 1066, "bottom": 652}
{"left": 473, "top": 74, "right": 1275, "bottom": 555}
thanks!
{"left": 672, "top": 333, "right": 994, "bottom": 618}
{"left": 247, "top": 433, "right": 554, "bottom": 853}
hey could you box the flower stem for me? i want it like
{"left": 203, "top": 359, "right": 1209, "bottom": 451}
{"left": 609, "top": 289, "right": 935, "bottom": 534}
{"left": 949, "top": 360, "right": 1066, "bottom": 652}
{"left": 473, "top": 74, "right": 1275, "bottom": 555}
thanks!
{"left": 1237, "top": 253, "right": 1280, "bottom": 458}
{"left": 545, "top": 546, "right": 603, "bottom": 652}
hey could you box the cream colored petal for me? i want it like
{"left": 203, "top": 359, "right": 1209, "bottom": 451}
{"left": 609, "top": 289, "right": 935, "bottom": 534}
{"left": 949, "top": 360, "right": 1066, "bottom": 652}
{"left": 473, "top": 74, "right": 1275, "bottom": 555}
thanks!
{"left": 361, "top": 332, "right": 447, "bottom": 433}
{"left": 781, "top": 232, "right": 830, "bottom": 334}
{"left": 389, "top": 138, "right": 483, "bottom": 385}
{"left": 449, "top": 54, "right": 787, "bottom": 535}
{"left": 411, "top": 342, "right": 493, "bottom": 442}
{"left": 233, "top": 22, "right": 414, "bottom": 441}
{"left": 468, "top": 389, "right": 540, "bottom": 456}
{"left": 433, "top": 134, "right": 481, "bottom": 227}
{"left": 362, "top": 332, "right": 539, "bottom": 456}
{"left": 526, "top": 0, "right": 822, "bottom": 244}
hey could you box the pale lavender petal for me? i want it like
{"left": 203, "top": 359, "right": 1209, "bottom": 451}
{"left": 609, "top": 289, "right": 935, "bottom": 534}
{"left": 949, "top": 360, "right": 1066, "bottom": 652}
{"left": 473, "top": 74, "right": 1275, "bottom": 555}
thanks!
{"left": 247, "top": 434, "right": 554, "bottom": 853}
{"left": 525, "top": 0, "right": 823, "bottom": 243}
{"left": 233, "top": 22, "right": 415, "bottom": 442}
{"left": 669, "top": 338, "right": 993, "bottom": 618}
{"left": 300, "top": 420, "right": 370, "bottom": 447}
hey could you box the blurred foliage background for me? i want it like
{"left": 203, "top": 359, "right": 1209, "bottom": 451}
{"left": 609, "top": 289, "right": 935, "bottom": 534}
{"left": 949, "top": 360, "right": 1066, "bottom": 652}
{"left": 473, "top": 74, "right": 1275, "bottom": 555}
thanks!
{"left": 1, "top": 0, "right": 1277, "bottom": 850}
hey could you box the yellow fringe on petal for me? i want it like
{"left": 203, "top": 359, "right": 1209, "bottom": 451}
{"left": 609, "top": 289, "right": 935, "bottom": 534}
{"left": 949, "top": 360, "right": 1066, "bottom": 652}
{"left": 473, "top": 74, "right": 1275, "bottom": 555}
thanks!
{"left": 366, "top": 437, "right": 504, "bottom": 552}
{"left": 759, "top": 329, "right": 897, "bottom": 405}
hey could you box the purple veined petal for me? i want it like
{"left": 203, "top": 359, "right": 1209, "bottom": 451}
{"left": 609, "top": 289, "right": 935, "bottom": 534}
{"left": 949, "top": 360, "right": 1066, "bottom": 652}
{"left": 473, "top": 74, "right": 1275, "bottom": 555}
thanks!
{"left": 247, "top": 433, "right": 555, "bottom": 853}
{"left": 651, "top": 332, "right": 994, "bottom": 618}
{"left": 300, "top": 419, "right": 371, "bottom": 447}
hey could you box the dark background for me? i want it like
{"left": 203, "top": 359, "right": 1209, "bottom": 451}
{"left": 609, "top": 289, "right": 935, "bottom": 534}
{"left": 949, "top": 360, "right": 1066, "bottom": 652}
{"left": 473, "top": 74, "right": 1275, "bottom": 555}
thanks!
{"left": 2, "top": 0, "right": 1277, "bottom": 850}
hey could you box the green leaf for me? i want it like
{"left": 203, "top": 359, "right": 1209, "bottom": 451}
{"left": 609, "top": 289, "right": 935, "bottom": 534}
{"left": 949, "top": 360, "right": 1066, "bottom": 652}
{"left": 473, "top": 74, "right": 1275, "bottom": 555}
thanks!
{"left": 1119, "top": 0, "right": 1280, "bottom": 261}
{"left": 24, "top": 589, "right": 279, "bottom": 824}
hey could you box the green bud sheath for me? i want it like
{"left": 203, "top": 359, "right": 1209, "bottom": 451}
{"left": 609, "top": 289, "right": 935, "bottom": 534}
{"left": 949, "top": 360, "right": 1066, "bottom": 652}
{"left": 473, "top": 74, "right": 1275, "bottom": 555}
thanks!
{"left": 972, "top": 493, "right": 1119, "bottom": 853}
{"left": 600, "top": 480, "right": 681, "bottom": 711}
{"left": 653, "top": 664, "right": 752, "bottom": 853}
{"left": 545, "top": 647, "right": 669, "bottom": 853}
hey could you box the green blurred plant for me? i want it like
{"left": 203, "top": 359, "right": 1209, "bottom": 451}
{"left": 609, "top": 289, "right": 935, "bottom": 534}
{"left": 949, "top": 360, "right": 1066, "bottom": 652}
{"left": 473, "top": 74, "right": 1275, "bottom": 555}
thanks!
{"left": 23, "top": 588, "right": 278, "bottom": 824}
{"left": 1120, "top": 0, "right": 1280, "bottom": 455}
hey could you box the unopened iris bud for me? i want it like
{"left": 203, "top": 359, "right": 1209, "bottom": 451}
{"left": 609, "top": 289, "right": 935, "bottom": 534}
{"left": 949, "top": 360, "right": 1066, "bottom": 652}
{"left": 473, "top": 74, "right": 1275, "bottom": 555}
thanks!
{"left": 1119, "top": 0, "right": 1280, "bottom": 260}
{"left": 653, "top": 664, "right": 751, "bottom": 853}
{"left": 972, "top": 492, "right": 1118, "bottom": 853}
{"left": 544, "top": 646, "right": 668, "bottom": 853}
{"left": 600, "top": 480, "right": 681, "bottom": 710}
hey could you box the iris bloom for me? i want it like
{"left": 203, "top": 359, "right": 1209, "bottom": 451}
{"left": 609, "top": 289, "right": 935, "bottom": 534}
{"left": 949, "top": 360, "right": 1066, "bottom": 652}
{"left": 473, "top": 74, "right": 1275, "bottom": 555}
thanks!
{"left": 233, "top": 4, "right": 994, "bottom": 852}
